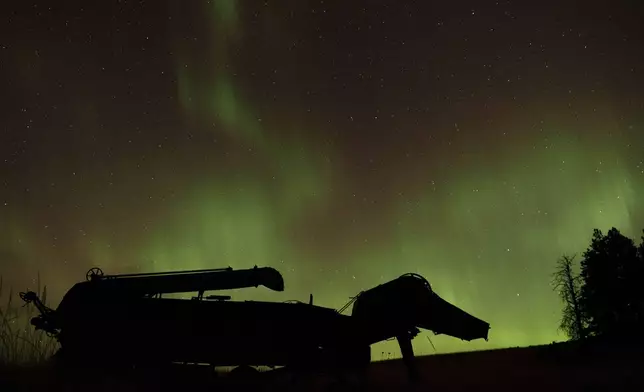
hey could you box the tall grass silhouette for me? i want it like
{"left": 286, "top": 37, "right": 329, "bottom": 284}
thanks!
{"left": 0, "top": 275, "right": 58, "bottom": 365}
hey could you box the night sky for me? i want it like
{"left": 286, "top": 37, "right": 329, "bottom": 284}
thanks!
{"left": 1, "top": 1, "right": 643, "bottom": 358}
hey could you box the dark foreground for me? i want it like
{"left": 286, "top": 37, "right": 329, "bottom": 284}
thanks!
{"left": 2, "top": 339, "right": 644, "bottom": 391}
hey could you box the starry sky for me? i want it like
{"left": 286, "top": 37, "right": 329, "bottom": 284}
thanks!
{"left": 1, "top": 1, "right": 643, "bottom": 358}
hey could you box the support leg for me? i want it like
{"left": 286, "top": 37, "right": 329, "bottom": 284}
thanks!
{"left": 397, "top": 334, "right": 419, "bottom": 383}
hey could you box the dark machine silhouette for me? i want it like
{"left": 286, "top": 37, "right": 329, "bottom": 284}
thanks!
{"left": 346, "top": 273, "right": 490, "bottom": 380}
{"left": 21, "top": 266, "right": 489, "bottom": 381}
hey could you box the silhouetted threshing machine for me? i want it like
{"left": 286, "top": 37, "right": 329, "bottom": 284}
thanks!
{"left": 21, "top": 266, "right": 489, "bottom": 380}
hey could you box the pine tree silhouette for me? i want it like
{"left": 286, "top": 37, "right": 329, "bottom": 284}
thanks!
{"left": 578, "top": 228, "right": 644, "bottom": 338}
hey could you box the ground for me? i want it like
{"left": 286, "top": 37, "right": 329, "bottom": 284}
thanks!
{"left": 2, "top": 340, "right": 643, "bottom": 391}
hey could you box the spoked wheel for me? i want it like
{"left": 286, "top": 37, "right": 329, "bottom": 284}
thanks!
{"left": 86, "top": 267, "right": 104, "bottom": 281}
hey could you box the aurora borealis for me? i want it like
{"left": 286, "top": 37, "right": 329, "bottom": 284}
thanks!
{"left": 1, "top": 1, "right": 643, "bottom": 358}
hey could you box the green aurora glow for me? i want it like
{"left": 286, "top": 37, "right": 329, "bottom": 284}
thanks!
{"left": 1, "top": 0, "right": 643, "bottom": 360}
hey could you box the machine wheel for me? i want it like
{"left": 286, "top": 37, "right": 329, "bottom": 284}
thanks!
{"left": 228, "top": 365, "right": 260, "bottom": 379}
